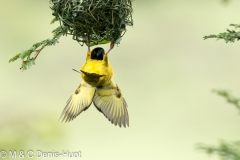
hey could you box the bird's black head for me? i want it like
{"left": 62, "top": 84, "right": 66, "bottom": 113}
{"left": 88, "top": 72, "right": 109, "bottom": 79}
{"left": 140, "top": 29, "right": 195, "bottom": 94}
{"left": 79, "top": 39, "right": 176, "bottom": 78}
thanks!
{"left": 91, "top": 47, "right": 105, "bottom": 60}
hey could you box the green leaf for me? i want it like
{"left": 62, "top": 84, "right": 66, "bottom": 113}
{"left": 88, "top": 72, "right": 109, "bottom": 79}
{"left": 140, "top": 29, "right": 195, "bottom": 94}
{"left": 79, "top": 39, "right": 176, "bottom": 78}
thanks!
{"left": 50, "top": 17, "right": 57, "bottom": 24}
{"left": 85, "top": 40, "right": 111, "bottom": 47}
{"left": 115, "top": 37, "right": 122, "bottom": 44}
{"left": 9, "top": 53, "right": 21, "bottom": 63}
{"left": 212, "top": 89, "right": 240, "bottom": 111}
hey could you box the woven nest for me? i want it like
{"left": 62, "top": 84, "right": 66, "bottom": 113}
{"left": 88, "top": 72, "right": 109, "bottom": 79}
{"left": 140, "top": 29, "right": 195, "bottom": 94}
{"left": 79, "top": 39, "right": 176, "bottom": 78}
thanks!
{"left": 50, "top": 0, "right": 133, "bottom": 45}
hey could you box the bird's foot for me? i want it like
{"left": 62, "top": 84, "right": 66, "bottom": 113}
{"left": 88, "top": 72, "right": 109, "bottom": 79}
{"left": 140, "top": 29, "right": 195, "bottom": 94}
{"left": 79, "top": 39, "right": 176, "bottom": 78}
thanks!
{"left": 106, "top": 40, "right": 115, "bottom": 54}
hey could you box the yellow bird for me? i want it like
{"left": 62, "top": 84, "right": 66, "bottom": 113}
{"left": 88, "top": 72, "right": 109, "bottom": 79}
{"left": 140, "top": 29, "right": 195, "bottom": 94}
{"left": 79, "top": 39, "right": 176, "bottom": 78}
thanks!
{"left": 60, "top": 44, "right": 129, "bottom": 127}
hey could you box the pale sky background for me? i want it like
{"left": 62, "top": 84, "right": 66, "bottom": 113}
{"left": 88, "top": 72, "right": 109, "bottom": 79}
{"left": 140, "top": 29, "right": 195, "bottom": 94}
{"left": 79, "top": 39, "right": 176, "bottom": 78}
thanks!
{"left": 1, "top": 0, "right": 240, "bottom": 160}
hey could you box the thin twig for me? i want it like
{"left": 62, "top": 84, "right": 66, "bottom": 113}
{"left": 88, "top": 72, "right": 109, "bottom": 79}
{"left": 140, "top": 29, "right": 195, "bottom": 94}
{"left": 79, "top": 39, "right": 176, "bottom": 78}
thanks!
{"left": 20, "top": 36, "right": 59, "bottom": 70}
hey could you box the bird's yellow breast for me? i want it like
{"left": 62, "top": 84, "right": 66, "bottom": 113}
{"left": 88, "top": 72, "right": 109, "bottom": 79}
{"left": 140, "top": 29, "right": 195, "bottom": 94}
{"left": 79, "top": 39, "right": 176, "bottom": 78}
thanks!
{"left": 80, "top": 52, "right": 113, "bottom": 87}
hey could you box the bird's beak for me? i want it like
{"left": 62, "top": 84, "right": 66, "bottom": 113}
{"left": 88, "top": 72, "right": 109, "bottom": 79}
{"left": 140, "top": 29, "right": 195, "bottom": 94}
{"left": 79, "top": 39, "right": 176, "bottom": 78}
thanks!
{"left": 80, "top": 70, "right": 106, "bottom": 78}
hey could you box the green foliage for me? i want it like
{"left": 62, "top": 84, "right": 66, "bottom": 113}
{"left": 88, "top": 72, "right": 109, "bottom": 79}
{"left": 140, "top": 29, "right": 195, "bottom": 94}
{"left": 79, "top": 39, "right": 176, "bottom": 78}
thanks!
{"left": 198, "top": 141, "right": 240, "bottom": 160}
{"left": 201, "top": 2, "right": 240, "bottom": 160}
{"left": 222, "top": 0, "right": 231, "bottom": 3}
{"left": 198, "top": 90, "right": 240, "bottom": 160}
{"left": 9, "top": 26, "right": 67, "bottom": 70}
{"left": 204, "top": 24, "right": 240, "bottom": 43}
{"left": 212, "top": 89, "right": 240, "bottom": 111}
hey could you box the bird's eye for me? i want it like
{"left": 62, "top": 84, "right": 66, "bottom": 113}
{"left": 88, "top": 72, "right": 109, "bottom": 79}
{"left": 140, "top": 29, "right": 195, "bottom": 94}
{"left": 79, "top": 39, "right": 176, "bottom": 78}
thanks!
{"left": 91, "top": 47, "right": 105, "bottom": 60}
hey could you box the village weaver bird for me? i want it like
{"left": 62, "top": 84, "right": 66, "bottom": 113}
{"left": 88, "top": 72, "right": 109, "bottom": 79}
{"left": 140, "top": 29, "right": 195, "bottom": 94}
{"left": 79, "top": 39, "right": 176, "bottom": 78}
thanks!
{"left": 60, "top": 42, "right": 129, "bottom": 127}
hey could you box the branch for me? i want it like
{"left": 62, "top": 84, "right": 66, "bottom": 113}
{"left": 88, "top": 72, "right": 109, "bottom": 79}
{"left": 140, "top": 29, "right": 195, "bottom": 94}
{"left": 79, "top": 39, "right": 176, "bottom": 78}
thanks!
{"left": 212, "top": 89, "right": 240, "bottom": 112}
{"left": 9, "top": 26, "right": 67, "bottom": 70}
{"left": 197, "top": 141, "right": 240, "bottom": 160}
{"left": 204, "top": 24, "right": 240, "bottom": 43}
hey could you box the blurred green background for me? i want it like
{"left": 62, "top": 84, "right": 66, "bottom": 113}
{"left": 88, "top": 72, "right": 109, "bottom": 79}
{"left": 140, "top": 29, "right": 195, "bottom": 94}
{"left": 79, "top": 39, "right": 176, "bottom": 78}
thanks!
{"left": 1, "top": 0, "right": 240, "bottom": 160}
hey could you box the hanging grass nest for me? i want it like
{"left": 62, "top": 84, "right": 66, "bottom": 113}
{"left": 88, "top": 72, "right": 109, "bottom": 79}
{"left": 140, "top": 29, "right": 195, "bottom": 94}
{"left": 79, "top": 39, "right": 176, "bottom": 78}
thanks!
{"left": 50, "top": 0, "right": 134, "bottom": 46}
{"left": 9, "top": 0, "right": 134, "bottom": 70}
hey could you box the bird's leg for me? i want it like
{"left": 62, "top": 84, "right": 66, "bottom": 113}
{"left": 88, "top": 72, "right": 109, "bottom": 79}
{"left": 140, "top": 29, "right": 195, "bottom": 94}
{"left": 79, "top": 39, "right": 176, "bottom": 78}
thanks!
{"left": 106, "top": 40, "right": 115, "bottom": 54}
{"left": 87, "top": 34, "right": 90, "bottom": 52}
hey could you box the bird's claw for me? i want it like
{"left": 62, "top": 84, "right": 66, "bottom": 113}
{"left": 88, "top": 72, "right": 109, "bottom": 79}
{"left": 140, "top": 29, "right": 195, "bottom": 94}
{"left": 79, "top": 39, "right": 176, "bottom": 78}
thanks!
{"left": 106, "top": 40, "right": 115, "bottom": 54}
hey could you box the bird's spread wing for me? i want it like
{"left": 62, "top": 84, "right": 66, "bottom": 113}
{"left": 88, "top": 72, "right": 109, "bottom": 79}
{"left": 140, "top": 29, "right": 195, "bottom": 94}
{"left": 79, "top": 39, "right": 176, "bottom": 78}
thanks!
{"left": 93, "top": 81, "right": 129, "bottom": 127}
{"left": 60, "top": 81, "right": 96, "bottom": 122}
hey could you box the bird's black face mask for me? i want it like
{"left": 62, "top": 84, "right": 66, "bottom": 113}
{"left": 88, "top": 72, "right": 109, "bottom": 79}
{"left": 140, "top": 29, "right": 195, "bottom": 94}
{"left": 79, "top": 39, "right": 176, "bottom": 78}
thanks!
{"left": 91, "top": 47, "right": 105, "bottom": 60}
